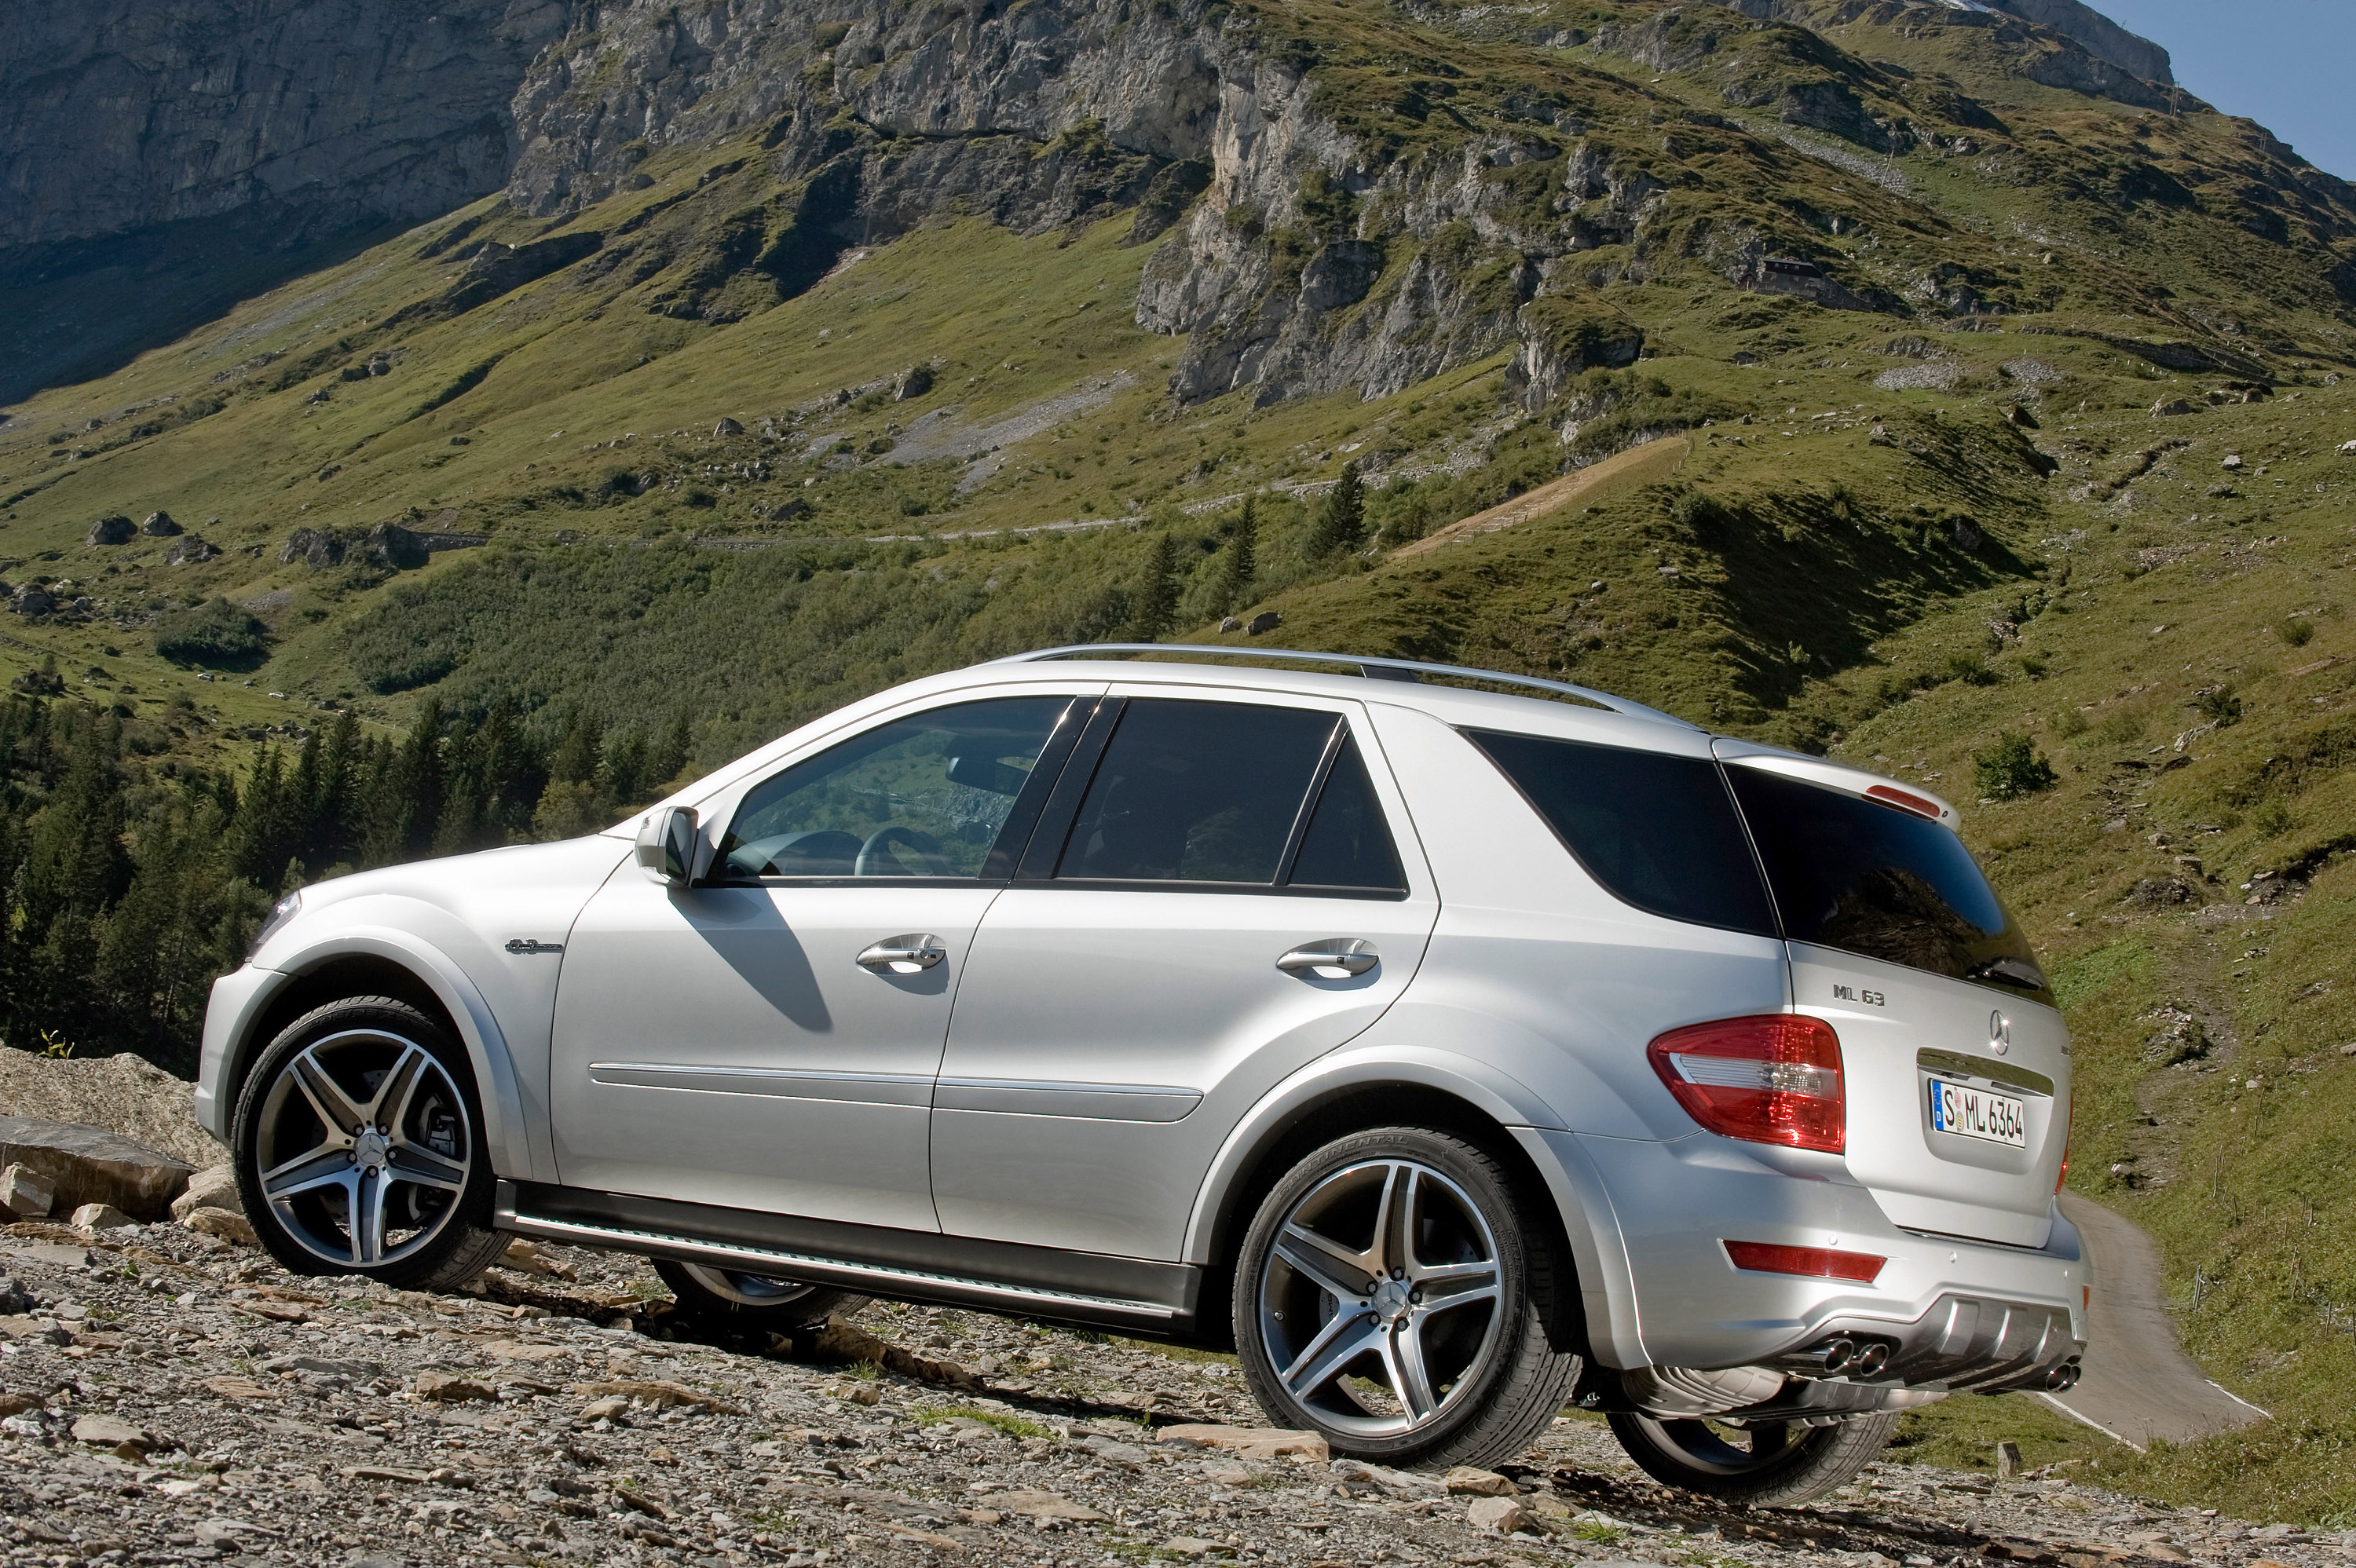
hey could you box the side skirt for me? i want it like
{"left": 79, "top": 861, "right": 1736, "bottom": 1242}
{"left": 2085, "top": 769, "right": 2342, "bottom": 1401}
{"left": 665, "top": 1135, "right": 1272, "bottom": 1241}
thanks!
{"left": 495, "top": 1180, "right": 1203, "bottom": 1336}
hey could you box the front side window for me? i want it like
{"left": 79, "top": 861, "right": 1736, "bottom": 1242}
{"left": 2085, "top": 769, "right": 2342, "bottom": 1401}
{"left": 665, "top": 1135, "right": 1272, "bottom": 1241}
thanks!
{"left": 1726, "top": 766, "right": 2052, "bottom": 1003}
{"left": 1055, "top": 700, "right": 1403, "bottom": 890}
{"left": 1469, "top": 729, "right": 1779, "bottom": 935}
{"left": 718, "top": 697, "right": 1072, "bottom": 879}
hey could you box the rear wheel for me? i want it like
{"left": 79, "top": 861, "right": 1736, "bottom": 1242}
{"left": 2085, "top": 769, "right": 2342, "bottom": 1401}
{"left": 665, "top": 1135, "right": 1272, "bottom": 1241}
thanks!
{"left": 1607, "top": 1409, "right": 1901, "bottom": 1507}
{"left": 232, "top": 996, "right": 507, "bottom": 1291}
{"left": 1232, "top": 1125, "right": 1581, "bottom": 1470}
{"left": 654, "top": 1259, "right": 868, "bottom": 1329}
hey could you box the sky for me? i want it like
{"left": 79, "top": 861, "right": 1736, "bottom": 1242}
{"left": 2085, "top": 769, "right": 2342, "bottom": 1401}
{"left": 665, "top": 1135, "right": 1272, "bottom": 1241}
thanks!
{"left": 2095, "top": 0, "right": 2356, "bottom": 181}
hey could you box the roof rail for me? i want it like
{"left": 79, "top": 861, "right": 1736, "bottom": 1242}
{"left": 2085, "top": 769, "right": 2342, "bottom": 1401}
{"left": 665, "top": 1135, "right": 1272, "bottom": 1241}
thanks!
{"left": 993, "top": 643, "right": 1699, "bottom": 729}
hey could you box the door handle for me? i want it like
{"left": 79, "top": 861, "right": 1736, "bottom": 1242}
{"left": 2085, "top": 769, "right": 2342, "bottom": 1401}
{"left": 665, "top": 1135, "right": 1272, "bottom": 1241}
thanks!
{"left": 857, "top": 934, "right": 948, "bottom": 974}
{"left": 1276, "top": 939, "right": 1378, "bottom": 978}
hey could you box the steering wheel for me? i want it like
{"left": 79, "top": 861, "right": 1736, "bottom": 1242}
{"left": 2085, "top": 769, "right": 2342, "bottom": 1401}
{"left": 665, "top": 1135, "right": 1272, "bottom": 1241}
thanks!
{"left": 855, "top": 824, "right": 949, "bottom": 877}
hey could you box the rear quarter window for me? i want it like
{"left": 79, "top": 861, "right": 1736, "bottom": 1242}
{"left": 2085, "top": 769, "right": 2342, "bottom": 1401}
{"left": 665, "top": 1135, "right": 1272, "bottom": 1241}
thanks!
{"left": 1726, "top": 766, "right": 2053, "bottom": 1006}
{"left": 1466, "top": 729, "right": 1778, "bottom": 936}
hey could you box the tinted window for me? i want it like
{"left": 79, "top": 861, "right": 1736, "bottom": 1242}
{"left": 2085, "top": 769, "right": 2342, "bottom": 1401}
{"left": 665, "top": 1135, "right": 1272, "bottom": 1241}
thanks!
{"left": 1469, "top": 730, "right": 1777, "bottom": 935}
{"left": 1286, "top": 736, "right": 1407, "bottom": 892}
{"left": 1057, "top": 700, "right": 1333, "bottom": 883}
{"left": 1727, "top": 766, "right": 2052, "bottom": 1003}
{"left": 719, "top": 697, "right": 1071, "bottom": 879}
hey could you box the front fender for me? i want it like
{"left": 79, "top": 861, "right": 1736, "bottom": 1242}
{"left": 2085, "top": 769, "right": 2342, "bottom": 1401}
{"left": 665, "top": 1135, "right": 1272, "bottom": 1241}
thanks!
{"left": 1181, "top": 1041, "right": 1648, "bottom": 1369}
{"left": 199, "top": 925, "right": 545, "bottom": 1184}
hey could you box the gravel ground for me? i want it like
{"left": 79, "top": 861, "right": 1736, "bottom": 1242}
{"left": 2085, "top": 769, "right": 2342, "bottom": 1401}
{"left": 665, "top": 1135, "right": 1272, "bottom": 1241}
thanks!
{"left": 2, "top": 1219, "right": 2349, "bottom": 1568}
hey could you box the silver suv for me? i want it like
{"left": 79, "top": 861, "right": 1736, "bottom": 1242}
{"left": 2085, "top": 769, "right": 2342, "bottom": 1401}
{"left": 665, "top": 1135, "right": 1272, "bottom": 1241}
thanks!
{"left": 197, "top": 646, "right": 2084, "bottom": 1503}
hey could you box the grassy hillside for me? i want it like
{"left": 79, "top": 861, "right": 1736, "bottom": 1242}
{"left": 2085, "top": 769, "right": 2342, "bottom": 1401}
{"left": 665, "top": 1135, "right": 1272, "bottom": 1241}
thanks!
{"left": 0, "top": 0, "right": 2353, "bottom": 1523}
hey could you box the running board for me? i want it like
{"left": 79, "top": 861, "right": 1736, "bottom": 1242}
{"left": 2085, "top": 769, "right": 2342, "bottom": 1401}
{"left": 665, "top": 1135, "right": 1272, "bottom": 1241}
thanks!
{"left": 495, "top": 1180, "right": 1197, "bottom": 1332}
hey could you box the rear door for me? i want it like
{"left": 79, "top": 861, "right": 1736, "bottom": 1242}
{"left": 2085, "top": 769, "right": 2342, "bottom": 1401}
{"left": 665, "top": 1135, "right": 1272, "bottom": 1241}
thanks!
{"left": 930, "top": 689, "right": 1440, "bottom": 1259}
{"left": 1720, "top": 751, "right": 2069, "bottom": 1248}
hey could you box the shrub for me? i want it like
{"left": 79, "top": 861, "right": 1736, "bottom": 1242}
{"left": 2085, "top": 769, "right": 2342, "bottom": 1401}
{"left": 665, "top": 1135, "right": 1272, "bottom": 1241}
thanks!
{"left": 153, "top": 598, "right": 268, "bottom": 667}
{"left": 2192, "top": 685, "right": 2244, "bottom": 727}
{"left": 2274, "top": 616, "right": 2316, "bottom": 647}
{"left": 1974, "top": 733, "right": 2057, "bottom": 800}
{"left": 1940, "top": 652, "right": 2000, "bottom": 686}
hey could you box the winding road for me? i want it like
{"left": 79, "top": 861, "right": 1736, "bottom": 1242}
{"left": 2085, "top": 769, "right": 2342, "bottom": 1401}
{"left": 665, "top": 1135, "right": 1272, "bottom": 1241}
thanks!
{"left": 2045, "top": 1192, "right": 2269, "bottom": 1450}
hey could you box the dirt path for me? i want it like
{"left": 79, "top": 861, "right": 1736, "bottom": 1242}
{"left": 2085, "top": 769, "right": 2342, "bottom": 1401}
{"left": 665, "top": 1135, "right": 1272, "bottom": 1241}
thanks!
{"left": 1388, "top": 434, "right": 1688, "bottom": 560}
{"left": 2047, "top": 1192, "right": 2270, "bottom": 1450}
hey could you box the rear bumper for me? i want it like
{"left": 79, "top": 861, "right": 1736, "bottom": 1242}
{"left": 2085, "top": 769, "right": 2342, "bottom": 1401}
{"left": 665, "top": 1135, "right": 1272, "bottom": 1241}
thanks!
{"left": 1533, "top": 1128, "right": 2087, "bottom": 1381}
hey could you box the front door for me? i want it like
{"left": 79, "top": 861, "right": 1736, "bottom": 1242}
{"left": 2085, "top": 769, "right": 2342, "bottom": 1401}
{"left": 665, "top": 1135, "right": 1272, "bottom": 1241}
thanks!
{"left": 931, "top": 689, "right": 1440, "bottom": 1258}
{"left": 549, "top": 693, "right": 1084, "bottom": 1230}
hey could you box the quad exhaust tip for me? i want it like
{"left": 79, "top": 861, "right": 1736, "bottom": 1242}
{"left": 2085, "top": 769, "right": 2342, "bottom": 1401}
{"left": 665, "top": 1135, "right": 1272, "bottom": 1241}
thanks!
{"left": 1803, "top": 1336, "right": 1892, "bottom": 1377}
{"left": 2043, "top": 1358, "right": 2083, "bottom": 1392}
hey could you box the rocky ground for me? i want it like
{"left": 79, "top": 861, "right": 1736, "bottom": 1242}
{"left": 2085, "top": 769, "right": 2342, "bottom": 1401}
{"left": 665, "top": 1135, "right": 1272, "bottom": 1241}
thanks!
{"left": 5, "top": 1219, "right": 2353, "bottom": 1568}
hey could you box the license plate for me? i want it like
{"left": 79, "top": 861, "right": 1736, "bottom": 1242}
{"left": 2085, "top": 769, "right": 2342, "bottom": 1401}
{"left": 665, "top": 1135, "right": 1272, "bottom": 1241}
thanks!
{"left": 1927, "top": 1077, "right": 2027, "bottom": 1146}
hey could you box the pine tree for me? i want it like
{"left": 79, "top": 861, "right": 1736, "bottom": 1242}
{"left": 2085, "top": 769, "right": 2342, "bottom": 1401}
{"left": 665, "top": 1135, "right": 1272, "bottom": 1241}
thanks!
{"left": 1311, "top": 462, "right": 1366, "bottom": 556}
{"left": 1215, "top": 498, "right": 1259, "bottom": 615}
{"left": 1128, "top": 532, "right": 1180, "bottom": 642}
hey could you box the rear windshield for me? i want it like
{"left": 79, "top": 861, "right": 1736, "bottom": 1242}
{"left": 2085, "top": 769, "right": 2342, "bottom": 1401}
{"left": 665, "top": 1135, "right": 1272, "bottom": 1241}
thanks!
{"left": 1726, "top": 766, "right": 2052, "bottom": 1005}
{"left": 1467, "top": 730, "right": 1777, "bottom": 936}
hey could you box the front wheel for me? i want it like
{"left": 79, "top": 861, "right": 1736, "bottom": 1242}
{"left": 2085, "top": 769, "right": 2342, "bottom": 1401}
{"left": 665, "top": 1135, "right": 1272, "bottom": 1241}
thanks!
{"left": 1232, "top": 1125, "right": 1581, "bottom": 1470}
{"left": 655, "top": 1259, "right": 869, "bottom": 1329}
{"left": 1607, "top": 1409, "right": 1901, "bottom": 1507}
{"left": 232, "top": 996, "right": 507, "bottom": 1290}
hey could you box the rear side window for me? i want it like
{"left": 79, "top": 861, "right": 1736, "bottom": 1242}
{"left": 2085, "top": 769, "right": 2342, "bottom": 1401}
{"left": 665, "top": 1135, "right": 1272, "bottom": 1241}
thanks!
{"left": 1286, "top": 736, "right": 1407, "bottom": 893}
{"left": 1468, "top": 730, "right": 1777, "bottom": 936}
{"left": 1726, "top": 766, "right": 2052, "bottom": 1003}
{"left": 1057, "top": 700, "right": 1333, "bottom": 883}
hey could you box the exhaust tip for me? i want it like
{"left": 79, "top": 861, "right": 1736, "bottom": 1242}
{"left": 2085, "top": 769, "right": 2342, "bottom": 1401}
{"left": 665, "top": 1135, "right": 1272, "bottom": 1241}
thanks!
{"left": 1854, "top": 1342, "right": 1891, "bottom": 1376}
{"left": 2043, "top": 1360, "right": 2082, "bottom": 1391}
{"left": 1821, "top": 1337, "right": 1858, "bottom": 1373}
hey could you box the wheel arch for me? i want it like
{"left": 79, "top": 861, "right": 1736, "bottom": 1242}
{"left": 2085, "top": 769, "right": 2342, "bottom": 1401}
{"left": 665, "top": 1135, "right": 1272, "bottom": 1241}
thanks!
{"left": 1185, "top": 1052, "right": 1604, "bottom": 1360}
{"left": 225, "top": 933, "right": 533, "bottom": 1179}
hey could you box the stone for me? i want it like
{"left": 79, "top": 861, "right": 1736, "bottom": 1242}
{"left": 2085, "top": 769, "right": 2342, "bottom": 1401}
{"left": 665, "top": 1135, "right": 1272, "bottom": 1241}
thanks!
{"left": 203, "top": 1374, "right": 281, "bottom": 1399}
{"left": 1996, "top": 1439, "right": 2024, "bottom": 1476}
{"left": 69, "top": 1201, "right": 134, "bottom": 1230}
{"left": 141, "top": 510, "right": 183, "bottom": 535}
{"left": 498, "top": 1237, "right": 576, "bottom": 1279}
{"left": 1245, "top": 611, "right": 1281, "bottom": 636}
{"left": 413, "top": 1372, "right": 499, "bottom": 1402}
{"left": 183, "top": 1208, "right": 258, "bottom": 1245}
{"left": 2149, "top": 398, "right": 2198, "bottom": 418}
{"left": 0, "top": 1052, "right": 219, "bottom": 1168}
{"left": 170, "top": 1163, "right": 240, "bottom": 1221}
{"left": 1162, "top": 1538, "right": 1229, "bottom": 1557}
{"left": 578, "top": 1395, "right": 631, "bottom": 1423}
{"left": 0, "top": 1117, "right": 192, "bottom": 1219}
{"left": 571, "top": 1378, "right": 744, "bottom": 1414}
{"left": 163, "top": 535, "right": 223, "bottom": 565}
{"left": 0, "top": 1163, "right": 55, "bottom": 1219}
{"left": 894, "top": 365, "right": 935, "bottom": 401}
{"left": 10, "top": 586, "right": 53, "bottom": 617}
{"left": 0, "top": 1391, "right": 39, "bottom": 1419}
{"left": 713, "top": 417, "right": 745, "bottom": 436}
{"left": 1156, "top": 1423, "right": 1329, "bottom": 1461}
{"left": 87, "top": 514, "right": 137, "bottom": 545}
{"left": 1218, "top": 616, "right": 1242, "bottom": 632}
{"left": 71, "top": 1413, "right": 167, "bottom": 1454}
{"left": 1443, "top": 1465, "right": 1519, "bottom": 1497}
{"left": 1466, "top": 1494, "right": 1535, "bottom": 1533}
{"left": 991, "top": 1489, "right": 1109, "bottom": 1522}
{"left": 2222, "top": 455, "right": 2244, "bottom": 469}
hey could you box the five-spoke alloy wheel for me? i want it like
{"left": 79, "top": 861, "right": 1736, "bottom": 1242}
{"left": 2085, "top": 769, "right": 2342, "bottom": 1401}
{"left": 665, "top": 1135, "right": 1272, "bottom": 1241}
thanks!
{"left": 1235, "top": 1126, "right": 1580, "bottom": 1470}
{"left": 655, "top": 1259, "right": 869, "bottom": 1330}
{"left": 234, "top": 996, "right": 507, "bottom": 1289}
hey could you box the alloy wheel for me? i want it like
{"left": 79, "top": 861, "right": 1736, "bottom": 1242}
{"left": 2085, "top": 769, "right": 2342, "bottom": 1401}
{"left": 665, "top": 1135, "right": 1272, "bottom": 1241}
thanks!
{"left": 254, "top": 1029, "right": 473, "bottom": 1267}
{"left": 1257, "top": 1158, "right": 1505, "bottom": 1437}
{"left": 675, "top": 1264, "right": 822, "bottom": 1307}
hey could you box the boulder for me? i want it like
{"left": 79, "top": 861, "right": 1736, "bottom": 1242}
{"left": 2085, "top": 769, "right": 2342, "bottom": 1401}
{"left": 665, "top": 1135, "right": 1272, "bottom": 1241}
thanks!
{"left": 1442, "top": 1466, "right": 1518, "bottom": 1497}
{"left": 69, "top": 1202, "right": 134, "bottom": 1230}
{"left": 0, "top": 1116, "right": 194, "bottom": 1221}
{"left": 712, "top": 417, "right": 745, "bottom": 436}
{"left": 183, "top": 1208, "right": 258, "bottom": 1245}
{"left": 163, "top": 535, "right": 222, "bottom": 565}
{"left": 1155, "top": 1422, "right": 1328, "bottom": 1461}
{"left": 86, "top": 515, "right": 136, "bottom": 546}
{"left": 1245, "top": 611, "right": 1282, "bottom": 636}
{"left": 71, "top": 1413, "right": 171, "bottom": 1456}
{"left": 0, "top": 1049, "right": 218, "bottom": 1166}
{"left": 1218, "top": 616, "right": 1242, "bottom": 632}
{"left": 2149, "top": 398, "right": 2198, "bottom": 418}
{"left": 170, "top": 1163, "right": 240, "bottom": 1221}
{"left": 140, "top": 510, "right": 182, "bottom": 536}
{"left": 0, "top": 1163, "right": 55, "bottom": 1219}
{"left": 893, "top": 365, "right": 935, "bottom": 401}
{"left": 1465, "top": 1494, "right": 1535, "bottom": 1533}
{"left": 280, "top": 522, "right": 428, "bottom": 572}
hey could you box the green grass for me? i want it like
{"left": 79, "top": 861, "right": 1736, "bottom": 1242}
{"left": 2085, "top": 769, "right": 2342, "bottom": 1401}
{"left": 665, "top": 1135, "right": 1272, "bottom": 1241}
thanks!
{"left": 909, "top": 1403, "right": 1055, "bottom": 1441}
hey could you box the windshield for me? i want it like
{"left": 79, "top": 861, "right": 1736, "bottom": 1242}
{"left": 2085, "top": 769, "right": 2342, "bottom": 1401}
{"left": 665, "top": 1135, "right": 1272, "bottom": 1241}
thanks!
{"left": 1726, "top": 766, "right": 2052, "bottom": 1006}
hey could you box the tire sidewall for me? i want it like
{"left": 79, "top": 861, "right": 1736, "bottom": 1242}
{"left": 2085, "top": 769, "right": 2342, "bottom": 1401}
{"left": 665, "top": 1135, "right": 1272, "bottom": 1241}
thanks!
{"left": 653, "top": 1258, "right": 867, "bottom": 1330}
{"left": 1231, "top": 1126, "right": 1538, "bottom": 1465}
{"left": 1607, "top": 1409, "right": 1903, "bottom": 1508}
{"left": 232, "top": 996, "right": 496, "bottom": 1285}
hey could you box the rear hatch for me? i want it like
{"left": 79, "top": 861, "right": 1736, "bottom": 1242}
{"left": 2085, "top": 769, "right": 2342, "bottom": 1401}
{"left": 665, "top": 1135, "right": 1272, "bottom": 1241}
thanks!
{"left": 1716, "top": 744, "right": 2069, "bottom": 1248}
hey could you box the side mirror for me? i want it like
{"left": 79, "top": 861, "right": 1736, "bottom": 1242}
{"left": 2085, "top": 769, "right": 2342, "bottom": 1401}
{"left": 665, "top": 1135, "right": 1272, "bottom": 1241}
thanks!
{"left": 635, "top": 806, "right": 699, "bottom": 886}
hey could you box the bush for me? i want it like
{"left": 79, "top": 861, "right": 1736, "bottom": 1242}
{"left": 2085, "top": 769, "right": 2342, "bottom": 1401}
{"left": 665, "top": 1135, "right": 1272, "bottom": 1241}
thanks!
{"left": 2192, "top": 685, "right": 2244, "bottom": 727}
{"left": 153, "top": 598, "right": 269, "bottom": 667}
{"left": 1974, "top": 733, "right": 2058, "bottom": 800}
{"left": 2274, "top": 616, "right": 2316, "bottom": 647}
{"left": 1940, "top": 652, "right": 2000, "bottom": 686}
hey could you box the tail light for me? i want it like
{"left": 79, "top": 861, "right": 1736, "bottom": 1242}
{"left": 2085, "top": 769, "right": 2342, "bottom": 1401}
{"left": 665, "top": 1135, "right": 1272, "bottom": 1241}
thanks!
{"left": 1723, "top": 1241, "right": 1886, "bottom": 1284}
{"left": 1648, "top": 1014, "right": 1845, "bottom": 1153}
{"left": 2056, "top": 1087, "right": 2073, "bottom": 1193}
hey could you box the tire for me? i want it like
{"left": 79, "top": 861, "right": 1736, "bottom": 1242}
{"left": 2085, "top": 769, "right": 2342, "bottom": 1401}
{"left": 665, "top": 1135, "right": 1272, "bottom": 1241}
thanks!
{"left": 1607, "top": 1409, "right": 1902, "bottom": 1508}
{"left": 654, "top": 1259, "right": 869, "bottom": 1330}
{"left": 232, "top": 996, "right": 507, "bottom": 1292}
{"left": 1232, "top": 1125, "right": 1581, "bottom": 1470}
